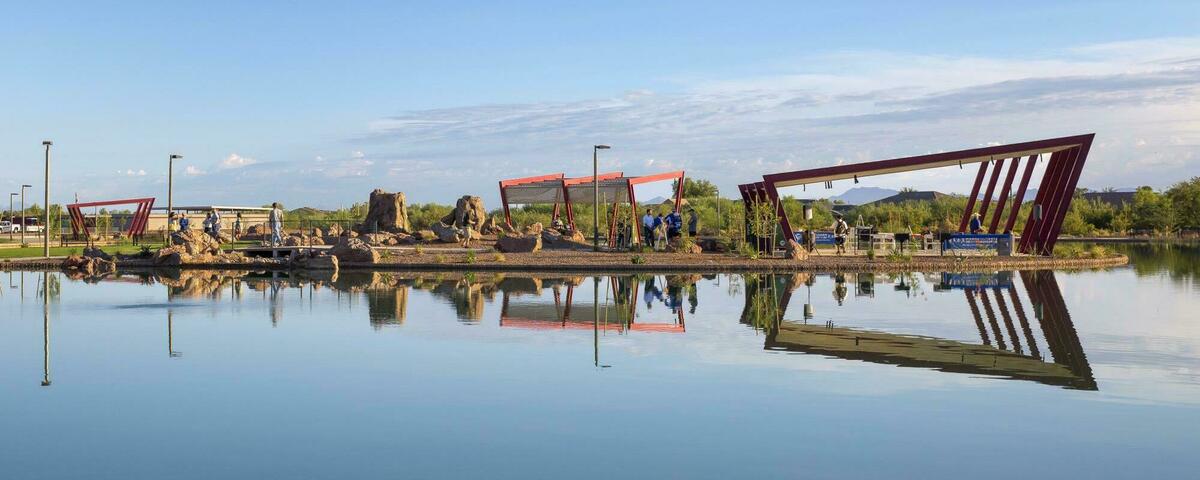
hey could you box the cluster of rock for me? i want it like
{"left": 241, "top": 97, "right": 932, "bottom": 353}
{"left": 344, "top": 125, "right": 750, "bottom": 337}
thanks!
{"left": 152, "top": 229, "right": 252, "bottom": 266}
{"left": 61, "top": 247, "right": 117, "bottom": 276}
{"left": 425, "top": 195, "right": 505, "bottom": 243}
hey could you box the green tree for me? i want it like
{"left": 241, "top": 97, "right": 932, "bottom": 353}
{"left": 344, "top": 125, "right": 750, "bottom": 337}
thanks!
{"left": 1130, "top": 186, "right": 1174, "bottom": 233}
{"left": 1166, "top": 177, "right": 1200, "bottom": 230}
{"left": 671, "top": 178, "right": 719, "bottom": 198}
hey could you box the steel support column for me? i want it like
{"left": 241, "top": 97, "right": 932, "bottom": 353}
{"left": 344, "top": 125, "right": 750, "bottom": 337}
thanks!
{"left": 989, "top": 157, "right": 1021, "bottom": 233}
{"left": 977, "top": 158, "right": 1006, "bottom": 225}
{"left": 959, "top": 162, "right": 990, "bottom": 232}
{"left": 1004, "top": 155, "right": 1039, "bottom": 234}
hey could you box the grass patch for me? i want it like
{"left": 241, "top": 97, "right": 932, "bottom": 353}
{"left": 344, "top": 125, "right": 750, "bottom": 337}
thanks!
{"left": 493, "top": 252, "right": 507, "bottom": 262}
{"left": 1054, "top": 244, "right": 1114, "bottom": 259}
{"left": 630, "top": 254, "right": 647, "bottom": 265}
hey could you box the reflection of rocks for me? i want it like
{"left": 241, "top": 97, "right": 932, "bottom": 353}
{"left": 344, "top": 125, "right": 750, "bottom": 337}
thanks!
{"left": 367, "top": 285, "right": 409, "bottom": 329}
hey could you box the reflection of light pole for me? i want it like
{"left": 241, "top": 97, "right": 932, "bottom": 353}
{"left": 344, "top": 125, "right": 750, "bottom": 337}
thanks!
{"left": 42, "top": 141, "right": 51, "bottom": 258}
{"left": 20, "top": 184, "right": 30, "bottom": 246}
{"left": 594, "top": 276, "right": 600, "bottom": 366}
{"left": 41, "top": 272, "right": 51, "bottom": 386}
{"left": 592, "top": 145, "right": 610, "bottom": 252}
{"left": 167, "top": 310, "right": 181, "bottom": 358}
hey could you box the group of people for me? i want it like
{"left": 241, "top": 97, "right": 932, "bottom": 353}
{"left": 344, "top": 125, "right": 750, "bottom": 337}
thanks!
{"left": 632, "top": 208, "right": 698, "bottom": 250}
{"left": 168, "top": 203, "right": 284, "bottom": 245}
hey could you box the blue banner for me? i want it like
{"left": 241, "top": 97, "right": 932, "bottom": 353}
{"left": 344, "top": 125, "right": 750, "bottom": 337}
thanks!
{"left": 943, "top": 234, "right": 1010, "bottom": 250}
{"left": 794, "top": 231, "right": 838, "bottom": 245}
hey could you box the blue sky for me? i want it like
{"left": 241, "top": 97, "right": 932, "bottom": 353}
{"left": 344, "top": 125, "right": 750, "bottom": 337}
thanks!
{"left": 2, "top": 1, "right": 1198, "bottom": 208}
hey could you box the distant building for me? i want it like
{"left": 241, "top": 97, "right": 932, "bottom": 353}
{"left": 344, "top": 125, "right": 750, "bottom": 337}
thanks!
{"left": 1080, "top": 191, "right": 1135, "bottom": 208}
{"left": 868, "top": 191, "right": 949, "bottom": 206}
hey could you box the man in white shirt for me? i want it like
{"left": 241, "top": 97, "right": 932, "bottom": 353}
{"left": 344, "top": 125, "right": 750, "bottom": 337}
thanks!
{"left": 641, "top": 209, "right": 655, "bottom": 246}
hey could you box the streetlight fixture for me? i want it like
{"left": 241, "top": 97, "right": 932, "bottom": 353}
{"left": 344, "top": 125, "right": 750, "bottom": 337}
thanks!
{"left": 168, "top": 154, "right": 182, "bottom": 232}
{"left": 21, "top": 184, "right": 31, "bottom": 248}
{"left": 41, "top": 141, "right": 51, "bottom": 258}
{"left": 592, "top": 145, "right": 610, "bottom": 252}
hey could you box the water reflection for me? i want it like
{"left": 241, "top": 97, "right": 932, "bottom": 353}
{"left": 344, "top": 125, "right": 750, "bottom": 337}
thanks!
{"left": 742, "top": 270, "right": 1096, "bottom": 390}
{"left": 25, "top": 267, "right": 1095, "bottom": 390}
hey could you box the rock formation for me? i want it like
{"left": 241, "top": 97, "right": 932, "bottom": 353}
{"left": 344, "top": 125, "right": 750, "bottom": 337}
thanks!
{"left": 360, "top": 189, "right": 411, "bottom": 233}
{"left": 496, "top": 233, "right": 541, "bottom": 253}
{"left": 441, "top": 195, "right": 488, "bottom": 231}
{"left": 785, "top": 239, "right": 809, "bottom": 261}
{"left": 329, "top": 237, "right": 380, "bottom": 264}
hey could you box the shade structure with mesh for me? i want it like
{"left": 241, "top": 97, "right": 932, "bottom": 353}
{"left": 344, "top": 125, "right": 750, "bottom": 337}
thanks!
{"left": 744, "top": 133, "right": 1094, "bottom": 256}
{"left": 499, "top": 170, "right": 686, "bottom": 247}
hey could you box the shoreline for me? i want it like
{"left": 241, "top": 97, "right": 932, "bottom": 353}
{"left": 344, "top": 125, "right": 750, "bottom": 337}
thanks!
{"left": 0, "top": 251, "right": 1129, "bottom": 274}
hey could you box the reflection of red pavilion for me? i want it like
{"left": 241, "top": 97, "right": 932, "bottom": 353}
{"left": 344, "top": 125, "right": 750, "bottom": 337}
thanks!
{"left": 500, "top": 277, "right": 685, "bottom": 333}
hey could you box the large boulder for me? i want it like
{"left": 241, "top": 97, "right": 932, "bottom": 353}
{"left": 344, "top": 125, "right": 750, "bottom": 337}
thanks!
{"left": 431, "top": 222, "right": 463, "bottom": 243}
{"left": 414, "top": 230, "right": 437, "bottom": 242}
{"left": 362, "top": 232, "right": 394, "bottom": 246}
{"left": 245, "top": 224, "right": 269, "bottom": 238}
{"left": 293, "top": 252, "right": 339, "bottom": 271}
{"left": 62, "top": 255, "right": 116, "bottom": 275}
{"left": 361, "top": 189, "right": 411, "bottom": 233}
{"left": 479, "top": 215, "right": 501, "bottom": 235}
{"left": 668, "top": 238, "right": 703, "bottom": 254}
{"left": 441, "top": 195, "right": 488, "bottom": 231}
{"left": 171, "top": 229, "right": 221, "bottom": 256}
{"left": 82, "top": 246, "right": 113, "bottom": 261}
{"left": 496, "top": 234, "right": 541, "bottom": 253}
{"left": 327, "top": 223, "right": 344, "bottom": 237}
{"left": 330, "top": 237, "right": 380, "bottom": 264}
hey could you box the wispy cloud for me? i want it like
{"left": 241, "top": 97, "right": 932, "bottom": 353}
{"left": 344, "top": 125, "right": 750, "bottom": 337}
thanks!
{"left": 218, "top": 153, "right": 257, "bottom": 169}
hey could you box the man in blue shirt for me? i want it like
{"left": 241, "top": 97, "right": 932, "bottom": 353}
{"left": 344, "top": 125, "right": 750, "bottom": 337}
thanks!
{"left": 969, "top": 212, "right": 983, "bottom": 234}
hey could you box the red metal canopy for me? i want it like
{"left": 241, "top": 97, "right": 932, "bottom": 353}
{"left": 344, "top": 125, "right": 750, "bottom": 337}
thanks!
{"left": 745, "top": 134, "right": 1094, "bottom": 255}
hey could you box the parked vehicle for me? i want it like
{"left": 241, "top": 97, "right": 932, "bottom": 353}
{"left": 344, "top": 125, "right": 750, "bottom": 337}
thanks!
{"left": 0, "top": 220, "right": 13, "bottom": 233}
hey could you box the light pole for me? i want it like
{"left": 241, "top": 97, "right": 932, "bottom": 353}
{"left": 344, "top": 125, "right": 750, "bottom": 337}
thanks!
{"left": 592, "top": 145, "right": 610, "bottom": 252}
{"left": 21, "top": 184, "right": 31, "bottom": 247}
{"left": 168, "top": 154, "right": 182, "bottom": 233}
{"left": 7, "top": 193, "right": 15, "bottom": 241}
{"left": 42, "top": 141, "right": 51, "bottom": 258}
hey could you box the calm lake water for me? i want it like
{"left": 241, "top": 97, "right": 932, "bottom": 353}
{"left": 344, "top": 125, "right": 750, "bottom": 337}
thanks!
{"left": 1, "top": 243, "right": 1197, "bottom": 479}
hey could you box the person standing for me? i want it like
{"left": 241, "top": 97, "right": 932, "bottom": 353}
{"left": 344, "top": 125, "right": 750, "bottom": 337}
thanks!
{"left": 969, "top": 212, "right": 983, "bottom": 234}
{"left": 460, "top": 206, "right": 477, "bottom": 248}
{"left": 210, "top": 209, "right": 222, "bottom": 241}
{"left": 269, "top": 202, "right": 284, "bottom": 246}
{"left": 687, "top": 209, "right": 699, "bottom": 237}
{"left": 233, "top": 212, "right": 243, "bottom": 241}
{"left": 178, "top": 213, "right": 190, "bottom": 232}
{"left": 641, "top": 209, "right": 654, "bottom": 246}
{"left": 832, "top": 212, "right": 850, "bottom": 255}
{"left": 201, "top": 212, "right": 213, "bottom": 236}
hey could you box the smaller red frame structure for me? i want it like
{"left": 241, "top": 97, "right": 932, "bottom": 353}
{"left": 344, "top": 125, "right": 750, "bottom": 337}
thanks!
{"left": 66, "top": 197, "right": 156, "bottom": 242}
{"left": 498, "top": 170, "right": 686, "bottom": 247}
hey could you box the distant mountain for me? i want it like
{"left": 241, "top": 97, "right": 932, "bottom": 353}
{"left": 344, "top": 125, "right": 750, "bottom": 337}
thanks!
{"left": 829, "top": 187, "right": 899, "bottom": 205}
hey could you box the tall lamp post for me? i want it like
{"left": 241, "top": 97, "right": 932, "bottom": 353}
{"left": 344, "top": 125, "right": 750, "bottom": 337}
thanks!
{"left": 7, "top": 193, "right": 15, "bottom": 241}
{"left": 41, "top": 141, "right": 51, "bottom": 258}
{"left": 168, "top": 154, "right": 182, "bottom": 232}
{"left": 592, "top": 144, "right": 610, "bottom": 252}
{"left": 20, "top": 184, "right": 30, "bottom": 246}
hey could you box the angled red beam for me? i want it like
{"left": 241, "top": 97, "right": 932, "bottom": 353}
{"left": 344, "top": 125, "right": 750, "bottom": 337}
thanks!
{"left": 674, "top": 171, "right": 685, "bottom": 213}
{"left": 1022, "top": 149, "right": 1073, "bottom": 254}
{"left": 562, "top": 185, "right": 575, "bottom": 229}
{"left": 499, "top": 180, "right": 513, "bottom": 227}
{"left": 1018, "top": 151, "right": 1062, "bottom": 253}
{"left": 498, "top": 173, "right": 565, "bottom": 188}
{"left": 762, "top": 134, "right": 1090, "bottom": 188}
{"left": 989, "top": 157, "right": 1021, "bottom": 233}
{"left": 763, "top": 181, "right": 795, "bottom": 242}
{"left": 562, "top": 171, "right": 623, "bottom": 186}
{"left": 627, "top": 180, "right": 640, "bottom": 246}
{"left": 977, "top": 157, "right": 1007, "bottom": 224}
{"left": 959, "top": 162, "right": 989, "bottom": 232}
{"left": 1032, "top": 147, "right": 1080, "bottom": 255}
{"left": 627, "top": 170, "right": 685, "bottom": 186}
{"left": 65, "top": 197, "right": 157, "bottom": 209}
{"left": 133, "top": 199, "right": 155, "bottom": 237}
{"left": 1042, "top": 138, "right": 1093, "bottom": 254}
{"left": 1004, "top": 155, "right": 1039, "bottom": 234}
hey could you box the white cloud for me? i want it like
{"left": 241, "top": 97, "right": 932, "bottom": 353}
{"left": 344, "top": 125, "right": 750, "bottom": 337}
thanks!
{"left": 184, "top": 165, "right": 206, "bottom": 176}
{"left": 218, "top": 153, "right": 257, "bottom": 169}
